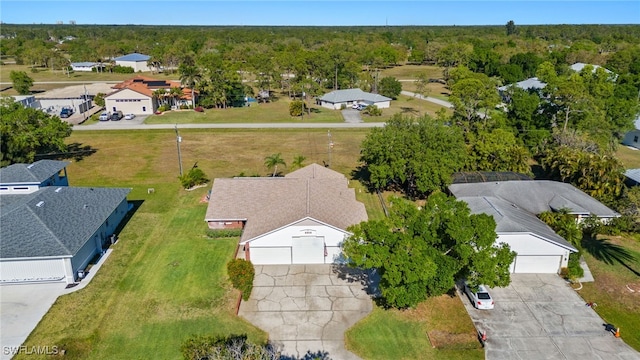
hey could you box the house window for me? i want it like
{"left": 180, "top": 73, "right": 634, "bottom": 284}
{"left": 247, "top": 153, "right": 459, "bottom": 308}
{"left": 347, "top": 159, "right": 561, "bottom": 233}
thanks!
{"left": 634, "top": 136, "right": 638, "bottom": 143}
{"left": 142, "top": 106, "right": 146, "bottom": 112}
{"left": 113, "top": 107, "right": 116, "bottom": 112}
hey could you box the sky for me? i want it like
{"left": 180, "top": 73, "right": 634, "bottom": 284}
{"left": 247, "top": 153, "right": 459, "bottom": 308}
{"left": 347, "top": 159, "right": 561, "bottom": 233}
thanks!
{"left": 1, "top": 1, "right": 639, "bottom": 26}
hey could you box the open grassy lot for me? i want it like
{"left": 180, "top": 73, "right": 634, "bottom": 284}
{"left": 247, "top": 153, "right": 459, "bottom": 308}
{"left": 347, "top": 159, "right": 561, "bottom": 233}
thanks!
{"left": 345, "top": 294, "right": 483, "bottom": 360}
{"left": 143, "top": 94, "right": 450, "bottom": 125}
{"left": 616, "top": 145, "right": 640, "bottom": 169}
{"left": 18, "top": 128, "right": 384, "bottom": 359}
{"left": 380, "top": 65, "right": 444, "bottom": 80}
{"left": 578, "top": 233, "right": 640, "bottom": 351}
{"left": 144, "top": 100, "right": 344, "bottom": 124}
{"left": 0, "top": 63, "right": 173, "bottom": 83}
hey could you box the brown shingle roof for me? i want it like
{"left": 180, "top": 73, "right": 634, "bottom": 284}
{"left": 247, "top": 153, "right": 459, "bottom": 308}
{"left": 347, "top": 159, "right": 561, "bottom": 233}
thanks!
{"left": 204, "top": 164, "right": 368, "bottom": 243}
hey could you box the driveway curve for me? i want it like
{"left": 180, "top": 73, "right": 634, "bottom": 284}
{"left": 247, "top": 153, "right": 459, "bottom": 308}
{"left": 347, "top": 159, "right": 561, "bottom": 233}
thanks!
{"left": 239, "top": 265, "right": 373, "bottom": 360}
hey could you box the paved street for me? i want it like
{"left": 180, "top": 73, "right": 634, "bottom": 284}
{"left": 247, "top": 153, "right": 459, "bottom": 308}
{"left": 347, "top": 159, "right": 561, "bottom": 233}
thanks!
{"left": 73, "top": 121, "right": 386, "bottom": 130}
{"left": 460, "top": 274, "right": 639, "bottom": 360}
{"left": 239, "top": 265, "right": 374, "bottom": 360}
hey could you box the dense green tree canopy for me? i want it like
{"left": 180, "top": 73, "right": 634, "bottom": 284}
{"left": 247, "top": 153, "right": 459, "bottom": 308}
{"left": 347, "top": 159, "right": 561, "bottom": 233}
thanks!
{"left": 9, "top": 70, "right": 33, "bottom": 94}
{"left": 360, "top": 114, "right": 467, "bottom": 198}
{"left": 343, "top": 193, "right": 515, "bottom": 308}
{"left": 378, "top": 76, "right": 402, "bottom": 99}
{"left": 0, "top": 97, "right": 72, "bottom": 166}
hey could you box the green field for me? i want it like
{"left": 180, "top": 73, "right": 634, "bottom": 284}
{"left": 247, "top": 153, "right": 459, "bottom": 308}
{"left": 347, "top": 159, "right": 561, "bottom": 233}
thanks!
{"left": 616, "top": 145, "right": 640, "bottom": 169}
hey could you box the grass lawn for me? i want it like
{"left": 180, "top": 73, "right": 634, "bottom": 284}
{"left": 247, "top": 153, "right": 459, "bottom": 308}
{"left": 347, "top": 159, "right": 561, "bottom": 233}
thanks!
{"left": 616, "top": 145, "right": 640, "bottom": 169}
{"left": 144, "top": 100, "right": 344, "bottom": 124}
{"left": 18, "top": 128, "right": 375, "bottom": 359}
{"left": 577, "top": 233, "right": 640, "bottom": 351}
{"left": 345, "top": 294, "right": 483, "bottom": 360}
{"left": 380, "top": 65, "right": 444, "bottom": 80}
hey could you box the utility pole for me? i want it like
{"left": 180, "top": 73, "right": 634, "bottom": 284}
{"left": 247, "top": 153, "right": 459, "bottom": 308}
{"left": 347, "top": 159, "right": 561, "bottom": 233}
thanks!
{"left": 175, "top": 124, "right": 183, "bottom": 176}
{"left": 327, "top": 130, "right": 333, "bottom": 168}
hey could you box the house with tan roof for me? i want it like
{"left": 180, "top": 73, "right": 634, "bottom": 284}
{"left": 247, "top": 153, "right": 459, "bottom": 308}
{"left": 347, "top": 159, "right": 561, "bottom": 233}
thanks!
{"left": 104, "top": 76, "right": 197, "bottom": 115}
{"left": 204, "top": 164, "right": 368, "bottom": 265}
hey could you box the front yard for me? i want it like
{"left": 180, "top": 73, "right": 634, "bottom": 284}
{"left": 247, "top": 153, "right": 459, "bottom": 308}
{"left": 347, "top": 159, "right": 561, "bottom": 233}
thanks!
{"left": 578, "top": 233, "right": 640, "bottom": 351}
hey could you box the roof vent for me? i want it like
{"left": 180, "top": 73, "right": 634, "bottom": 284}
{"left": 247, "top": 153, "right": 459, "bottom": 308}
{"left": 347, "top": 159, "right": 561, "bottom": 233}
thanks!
{"left": 511, "top": 203, "right": 518, "bottom": 209}
{"left": 36, "top": 201, "right": 45, "bottom": 207}
{"left": 83, "top": 204, "right": 89, "bottom": 209}
{"left": 55, "top": 187, "right": 62, "bottom": 193}
{"left": 27, "top": 164, "right": 35, "bottom": 169}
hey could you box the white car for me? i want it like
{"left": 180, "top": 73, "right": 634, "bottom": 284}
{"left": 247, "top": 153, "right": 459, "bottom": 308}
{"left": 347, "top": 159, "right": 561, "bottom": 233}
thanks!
{"left": 465, "top": 283, "right": 494, "bottom": 309}
{"left": 124, "top": 113, "right": 135, "bottom": 120}
{"left": 98, "top": 112, "right": 110, "bottom": 121}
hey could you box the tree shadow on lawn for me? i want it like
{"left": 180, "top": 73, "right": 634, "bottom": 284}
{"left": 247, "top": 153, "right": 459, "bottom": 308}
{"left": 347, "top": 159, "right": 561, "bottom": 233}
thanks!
{"left": 35, "top": 142, "right": 98, "bottom": 162}
{"left": 582, "top": 236, "right": 640, "bottom": 277}
{"left": 400, "top": 106, "right": 419, "bottom": 115}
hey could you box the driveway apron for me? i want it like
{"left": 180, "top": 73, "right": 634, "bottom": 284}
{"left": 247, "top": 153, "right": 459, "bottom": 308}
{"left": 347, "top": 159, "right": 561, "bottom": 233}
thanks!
{"left": 460, "top": 274, "right": 639, "bottom": 360}
{"left": 239, "top": 265, "right": 373, "bottom": 359}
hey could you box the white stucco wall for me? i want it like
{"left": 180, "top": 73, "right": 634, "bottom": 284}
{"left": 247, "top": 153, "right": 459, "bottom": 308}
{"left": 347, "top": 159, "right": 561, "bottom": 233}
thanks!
{"left": 497, "top": 233, "right": 571, "bottom": 270}
{"left": 105, "top": 89, "right": 155, "bottom": 115}
{"left": 116, "top": 60, "right": 150, "bottom": 72}
{"left": 623, "top": 129, "right": 640, "bottom": 149}
{"left": 247, "top": 224, "right": 348, "bottom": 248}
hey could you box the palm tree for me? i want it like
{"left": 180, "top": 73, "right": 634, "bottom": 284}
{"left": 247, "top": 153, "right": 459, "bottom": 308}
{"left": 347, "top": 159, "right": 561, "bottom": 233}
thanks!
{"left": 264, "top": 153, "right": 286, "bottom": 177}
{"left": 291, "top": 154, "right": 306, "bottom": 170}
{"left": 179, "top": 64, "right": 202, "bottom": 108}
{"left": 169, "top": 87, "right": 184, "bottom": 108}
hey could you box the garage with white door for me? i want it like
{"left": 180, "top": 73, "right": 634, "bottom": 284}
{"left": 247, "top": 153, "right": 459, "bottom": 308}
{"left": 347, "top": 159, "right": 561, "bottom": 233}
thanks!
{"left": 243, "top": 219, "right": 349, "bottom": 265}
{"left": 498, "top": 234, "right": 574, "bottom": 274}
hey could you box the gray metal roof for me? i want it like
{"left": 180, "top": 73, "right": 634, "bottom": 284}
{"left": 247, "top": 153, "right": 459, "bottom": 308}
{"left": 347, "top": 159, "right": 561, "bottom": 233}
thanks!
{"left": 0, "top": 160, "right": 69, "bottom": 185}
{"left": 570, "top": 62, "right": 613, "bottom": 74}
{"left": 205, "top": 164, "right": 368, "bottom": 243}
{"left": 0, "top": 187, "right": 130, "bottom": 259}
{"left": 625, "top": 169, "right": 640, "bottom": 184}
{"left": 318, "top": 89, "right": 391, "bottom": 104}
{"left": 498, "top": 77, "right": 547, "bottom": 92}
{"left": 449, "top": 180, "right": 619, "bottom": 217}
{"left": 71, "top": 62, "right": 99, "bottom": 67}
{"left": 114, "top": 53, "right": 150, "bottom": 62}
{"left": 456, "top": 196, "right": 577, "bottom": 251}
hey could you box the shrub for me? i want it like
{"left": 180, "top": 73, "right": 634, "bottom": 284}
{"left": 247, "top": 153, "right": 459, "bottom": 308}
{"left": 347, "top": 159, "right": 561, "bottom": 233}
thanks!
{"left": 194, "top": 106, "right": 204, "bottom": 112}
{"left": 566, "top": 252, "right": 584, "bottom": 280}
{"left": 111, "top": 65, "right": 134, "bottom": 73}
{"left": 289, "top": 100, "right": 304, "bottom": 117}
{"left": 363, "top": 104, "right": 382, "bottom": 116}
{"left": 157, "top": 104, "right": 170, "bottom": 112}
{"left": 179, "top": 167, "right": 209, "bottom": 189}
{"left": 179, "top": 104, "right": 189, "bottom": 110}
{"left": 206, "top": 228, "right": 242, "bottom": 239}
{"left": 227, "top": 259, "right": 255, "bottom": 301}
{"left": 93, "top": 92, "right": 106, "bottom": 107}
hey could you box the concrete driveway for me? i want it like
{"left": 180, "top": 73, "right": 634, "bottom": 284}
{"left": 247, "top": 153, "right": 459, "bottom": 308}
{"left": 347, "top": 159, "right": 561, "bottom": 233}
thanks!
{"left": 341, "top": 109, "right": 363, "bottom": 123}
{"left": 460, "top": 274, "right": 639, "bottom": 359}
{"left": 239, "top": 265, "right": 373, "bottom": 360}
{"left": 0, "top": 283, "right": 66, "bottom": 360}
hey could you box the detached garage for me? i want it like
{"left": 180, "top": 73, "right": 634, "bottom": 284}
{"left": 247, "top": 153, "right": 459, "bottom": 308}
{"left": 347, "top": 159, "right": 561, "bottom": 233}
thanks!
{"left": 205, "top": 164, "right": 368, "bottom": 265}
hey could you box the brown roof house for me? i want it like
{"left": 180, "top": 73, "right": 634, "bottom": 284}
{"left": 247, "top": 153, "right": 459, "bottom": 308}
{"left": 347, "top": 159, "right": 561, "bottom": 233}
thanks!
{"left": 204, "top": 164, "right": 368, "bottom": 264}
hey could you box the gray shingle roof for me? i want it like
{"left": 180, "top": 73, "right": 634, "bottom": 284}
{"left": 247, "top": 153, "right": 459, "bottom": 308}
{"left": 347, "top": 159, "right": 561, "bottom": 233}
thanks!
{"left": 625, "top": 169, "right": 640, "bottom": 184}
{"left": 570, "top": 62, "right": 613, "bottom": 74}
{"left": 204, "top": 164, "right": 368, "bottom": 243}
{"left": 318, "top": 89, "right": 391, "bottom": 104}
{"left": 456, "top": 196, "right": 576, "bottom": 251}
{"left": 0, "top": 187, "right": 130, "bottom": 259}
{"left": 449, "top": 180, "right": 619, "bottom": 217}
{"left": 0, "top": 160, "right": 69, "bottom": 185}
{"left": 114, "top": 53, "right": 150, "bottom": 62}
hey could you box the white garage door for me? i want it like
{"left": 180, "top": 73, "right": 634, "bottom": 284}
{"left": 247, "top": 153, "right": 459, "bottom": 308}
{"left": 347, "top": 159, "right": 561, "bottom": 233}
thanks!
{"left": 292, "top": 236, "right": 325, "bottom": 264}
{"left": 0, "top": 259, "right": 66, "bottom": 283}
{"left": 512, "top": 256, "right": 561, "bottom": 273}
{"left": 250, "top": 247, "right": 292, "bottom": 265}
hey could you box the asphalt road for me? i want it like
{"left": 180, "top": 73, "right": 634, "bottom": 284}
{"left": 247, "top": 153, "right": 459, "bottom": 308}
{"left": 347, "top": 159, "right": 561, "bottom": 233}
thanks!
{"left": 73, "top": 122, "right": 386, "bottom": 131}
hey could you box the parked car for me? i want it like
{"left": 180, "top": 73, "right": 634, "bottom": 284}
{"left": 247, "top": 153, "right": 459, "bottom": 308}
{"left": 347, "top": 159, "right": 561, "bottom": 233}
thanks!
{"left": 124, "top": 113, "right": 135, "bottom": 120}
{"left": 111, "top": 111, "right": 123, "bottom": 121}
{"left": 356, "top": 103, "right": 368, "bottom": 111}
{"left": 99, "top": 112, "right": 110, "bottom": 121}
{"left": 351, "top": 102, "right": 359, "bottom": 109}
{"left": 464, "top": 283, "right": 494, "bottom": 309}
{"left": 59, "top": 107, "right": 74, "bottom": 118}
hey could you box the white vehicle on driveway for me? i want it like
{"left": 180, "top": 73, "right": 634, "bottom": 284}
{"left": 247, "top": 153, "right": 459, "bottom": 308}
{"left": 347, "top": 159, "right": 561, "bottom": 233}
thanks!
{"left": 465, "top": 282, "right": 494, "bottom": 309}
{"left": 98, "top": 112, "right": 110, "bottom": 121}
{"left": 124, "top": 113, "right": 135, "bottom": 120}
